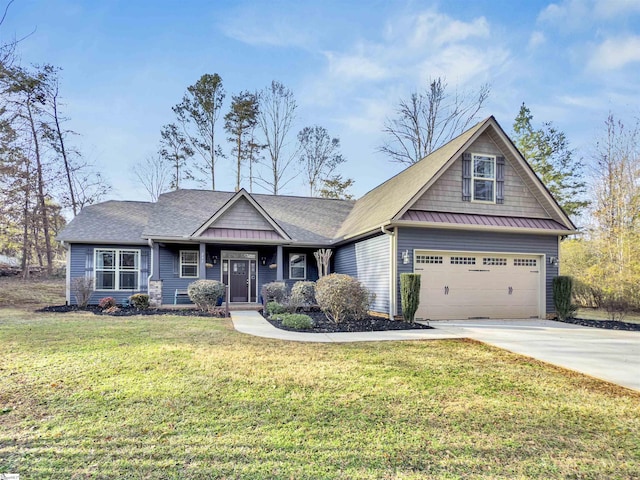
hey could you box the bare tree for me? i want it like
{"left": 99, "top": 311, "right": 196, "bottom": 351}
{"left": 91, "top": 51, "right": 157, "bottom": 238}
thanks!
{"left": 173, "top": 73, "right": 225, "bottom": 190}
{"left": 159, "top": 123, "right": 195, "bottom": 190}
{"left": 297, "top": 125, "right": 345, "bottom": 196}
{"left": 257, "top": 80, "right": 297, "bottom": 194}
{"left": 380, "top": 78, "right": 490, "bottom": 165}
{"left": 133, "top": 155, "right": 170, "bottom": 202}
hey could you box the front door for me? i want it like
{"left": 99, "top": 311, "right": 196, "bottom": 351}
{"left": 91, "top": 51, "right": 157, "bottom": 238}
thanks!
{"left": 229, "top": 260, "right": 249, "bottom": 302}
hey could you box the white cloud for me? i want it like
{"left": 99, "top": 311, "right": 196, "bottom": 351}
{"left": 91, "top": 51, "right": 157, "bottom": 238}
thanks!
{"left": 324, "top": 50, "right": 389, "bottom": 82}
{"left": 539, "top": 0, "right": 640, "bottom": 28}
{"left": 528, "top": 31, "right": 546, "bottom": 49}
{"left": 588, "top": 35, "right": 640, "bottom": 70}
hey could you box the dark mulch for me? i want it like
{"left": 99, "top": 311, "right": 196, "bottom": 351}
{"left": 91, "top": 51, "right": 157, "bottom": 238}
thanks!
{"left": 266, "top": 311, "right": 432, "bottom": 333}
{"left": 555, "top": 317, "right": 640, "bottom": 331}
{"left": 38, "top": 305, "right": 225, "bottom": 317}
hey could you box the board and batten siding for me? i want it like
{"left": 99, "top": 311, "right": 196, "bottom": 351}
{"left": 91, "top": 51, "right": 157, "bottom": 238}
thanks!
{"left": 412, "top": 132, "right": 551, "bottom": 218}
{"left": 334, "top": 234, "right": 391, "bottom": 315}
{"left": 396, "top": 228, "right": 559, "bottom": 315}
{"left": 68, "top": 243, "right": 150, "bottom": 305}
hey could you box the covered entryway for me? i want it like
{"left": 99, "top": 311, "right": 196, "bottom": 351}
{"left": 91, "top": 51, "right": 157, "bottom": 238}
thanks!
{"left": 221, "top": 251, "right": 258, "bottom": 303}
{"left": 414, "top": 250, "right": 542, "bottom": 320}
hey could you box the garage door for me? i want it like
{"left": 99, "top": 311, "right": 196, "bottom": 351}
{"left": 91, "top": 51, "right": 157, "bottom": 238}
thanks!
{"left": 414, "top": 251, "right": 541, "bottom": 320}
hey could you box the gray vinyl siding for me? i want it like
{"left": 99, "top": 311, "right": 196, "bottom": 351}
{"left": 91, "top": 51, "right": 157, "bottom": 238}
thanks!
{"left": 396, "top": 227, "right": 559, "bottom": 315}
{"left": 334, "top": 234, "right": 391, "bottom": 315}
{"left": 68, "top": 243, "right": 150, "bottom": 305}
{"left": 159, "top": 244, "right": 201, "bottom": 305}
{"left": 412, "top": 132, "right": 551, "bottom": 218}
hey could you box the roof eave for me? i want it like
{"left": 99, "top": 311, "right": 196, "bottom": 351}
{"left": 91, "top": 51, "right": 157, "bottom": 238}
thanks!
{"left": 391, "top": 220, "right": 576, "bottom": 236}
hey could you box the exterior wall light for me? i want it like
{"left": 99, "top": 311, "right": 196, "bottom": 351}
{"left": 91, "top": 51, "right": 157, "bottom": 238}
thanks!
{"left": 402, "top": 250, "right": 411, "bottom": 264}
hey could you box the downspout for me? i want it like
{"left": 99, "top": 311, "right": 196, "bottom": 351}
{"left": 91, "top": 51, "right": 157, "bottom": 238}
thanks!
{"left": 380, "top": 224, "right": 396, "bottom": 319}
{"left": 147, "top": 238, "right": 154, "bottom": 293}
{"left": 61, "top": 240, "right": 70, "bottom": 305}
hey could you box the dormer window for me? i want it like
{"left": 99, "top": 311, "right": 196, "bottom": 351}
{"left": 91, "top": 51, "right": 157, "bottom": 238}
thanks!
{"left": 472, "top": 154, "right": 496, "bottom": 202}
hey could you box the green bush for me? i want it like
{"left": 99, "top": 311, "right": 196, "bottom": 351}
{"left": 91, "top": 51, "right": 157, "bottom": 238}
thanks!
{"left": 266, "top": 301, "right": 287, "bottom": 316}
{"left": 261, "top": 282, "right": 287, "bottom": 304}
{"left": 553, "top": 276, "right": 577, "bottom": 321}
{"left": 400, "top": 273, "right": 421, "bottom": 322}
{"left": 277, "top": 313, "right": 314, "bottom": 330}
{"left": 315, "top": 273, "right": 372, "bottom": 323}
{"left": 98, "top": 297, "right": 116, "bottom": 310}
{"left": 290, "top": 281, "right": 316, "bottom": 308}
{"left": 129, "top": 293, "right": 150, "bottom": 310}
{"left": 187, "top": 280, "right": 225, "bottom": 312}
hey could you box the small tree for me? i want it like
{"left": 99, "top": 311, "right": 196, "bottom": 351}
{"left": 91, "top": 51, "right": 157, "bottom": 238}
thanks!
{"left": 400, "top": 273, "right": 421, "bottom": 322}
{"left": 72, "top": 276, "right": 93, "bottom": 308}
{"left": 552, "top": 276, "right": 577, "bottom": 321}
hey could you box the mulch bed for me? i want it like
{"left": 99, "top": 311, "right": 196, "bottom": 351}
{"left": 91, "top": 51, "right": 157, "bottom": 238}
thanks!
{"left": 555, "top": 317, "right": 640, "bottom": 331}
{"left": 265, "top": 311, "right": 432, "bottom": 333}
{"left": 38, "top": 305, "right": 225, "bottom": 317}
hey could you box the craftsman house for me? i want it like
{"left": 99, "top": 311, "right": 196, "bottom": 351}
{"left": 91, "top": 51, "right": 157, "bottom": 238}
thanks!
{"left": 57, "top": 116, "right": 575, "bottom": 320}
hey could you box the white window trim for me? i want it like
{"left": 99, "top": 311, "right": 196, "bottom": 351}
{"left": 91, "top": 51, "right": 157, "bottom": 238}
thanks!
{"left": 94, "top": 248, "right": 141, "bottom": 291}
{"left": 180, "top": 250, "right": 199, "bottom": 278}
{"left": 471, "top": 153, "right": 496, "bottom": 204}
{"left": 289, "top": 253, "right": 306, "bottom": 280}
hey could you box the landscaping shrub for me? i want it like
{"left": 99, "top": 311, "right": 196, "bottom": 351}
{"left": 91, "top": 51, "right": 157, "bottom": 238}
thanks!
{"left": 277, "top": 313, "right": 314, "bottom": 330}
{"left": 261, "top": 281, "right": 287, "bottom": 303}
{"left": 315, "top": 273, "right": 372, "bottom": 323}
{"left": 553, "top": 276, "right": 577, "bottom": 321}
{"left": 98, "top": 297, "right": 116, "bottom": 310}
{"left": 71, "top": 276, "right": 93, "bottom": 308}
{"left": 400, "top": 273, "right": 421, "bottom": 322}
{"left": 129, "top": 293, "right": 150, "bottom": 310}
{"left": 266, "top": 301, "right": 287, "bottom": 316}
{"left": 290, "top": 281, "right": 316, "bottom": 310}
{"left": 601, "top": 292, "right": 633, "bottom": 321}
{"left": 187, "top": 280, "right": 225, "bottom": 312}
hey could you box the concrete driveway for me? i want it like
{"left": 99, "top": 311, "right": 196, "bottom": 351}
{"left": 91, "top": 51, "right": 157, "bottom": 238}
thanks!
{"left": 431, "top": 320, "right": 640, "bottom": 392}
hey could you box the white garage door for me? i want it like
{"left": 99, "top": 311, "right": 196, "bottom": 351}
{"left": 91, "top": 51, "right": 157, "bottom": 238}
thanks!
{"left": 414, "top": 251, "right": 541, "bottom": 320}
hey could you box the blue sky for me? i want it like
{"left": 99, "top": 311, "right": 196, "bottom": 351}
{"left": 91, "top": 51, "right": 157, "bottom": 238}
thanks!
{"left": 4, "top": 0, "right": 640, "bottom": 202}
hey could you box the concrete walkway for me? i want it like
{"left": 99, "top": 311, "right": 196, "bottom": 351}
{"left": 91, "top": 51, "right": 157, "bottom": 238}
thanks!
{"left": 230, "top": 311, "right": 640, "bottom": 392}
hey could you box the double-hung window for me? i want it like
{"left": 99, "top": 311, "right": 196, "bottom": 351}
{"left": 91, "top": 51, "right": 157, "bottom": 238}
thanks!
{"left": 289, "top": 253, "right": 306, "bottom": 280}
{"left": 180, "top": 251, "right": 199, "bottom": 278}
{"left": 472, "top": 154, "right": 496, "bottom": 202}
{"left": 95, "top": 249, "right": 140, "bottom": 290}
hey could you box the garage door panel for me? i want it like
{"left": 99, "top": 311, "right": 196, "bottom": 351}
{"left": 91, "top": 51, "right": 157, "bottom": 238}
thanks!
{"left": 415, "top": 251, "right": 541, "bottom": 320}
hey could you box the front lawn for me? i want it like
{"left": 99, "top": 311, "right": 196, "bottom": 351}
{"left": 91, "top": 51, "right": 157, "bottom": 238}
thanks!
{"left": 1, "top": 309, "right": 639, "bottom": 479}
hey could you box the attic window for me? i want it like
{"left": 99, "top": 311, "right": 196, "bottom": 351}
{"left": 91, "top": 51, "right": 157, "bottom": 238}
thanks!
{"left": 472, "top": 154, "right": 495, "bottom": 202}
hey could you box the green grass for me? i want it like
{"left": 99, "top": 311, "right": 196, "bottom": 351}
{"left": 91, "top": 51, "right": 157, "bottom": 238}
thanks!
{"left": 1, "top": 309, "right": 639, "bottom": 479}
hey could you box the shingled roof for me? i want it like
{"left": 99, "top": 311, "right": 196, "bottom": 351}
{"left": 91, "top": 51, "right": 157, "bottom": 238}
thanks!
{"left": 57, "top": 201, "right": 153, "bottom": 244}
{"left": 58, "top": 116, "right": 575, "bottom": 245}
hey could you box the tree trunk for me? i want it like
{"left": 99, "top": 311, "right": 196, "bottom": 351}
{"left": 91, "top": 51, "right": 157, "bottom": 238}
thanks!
{"left": 52, "top": 86, "right": 77, "bottom": 215}
{"left": 26, "top": 100, "right": 53, "bottom": 275}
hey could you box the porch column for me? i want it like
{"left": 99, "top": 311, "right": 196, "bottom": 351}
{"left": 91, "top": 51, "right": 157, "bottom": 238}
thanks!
{"left": 151, "top": 242, "right": 160, "bottom": 280}
{"left": 199, "top": 243, "right": 206, "bottom": 279}
{"left": 276, "top": 245, "right": 283, "bottom": 281}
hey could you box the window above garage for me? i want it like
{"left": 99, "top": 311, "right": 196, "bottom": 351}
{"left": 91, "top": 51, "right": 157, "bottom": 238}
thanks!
{"left": 462, "top": 152, "right": 505, "bottom": 204}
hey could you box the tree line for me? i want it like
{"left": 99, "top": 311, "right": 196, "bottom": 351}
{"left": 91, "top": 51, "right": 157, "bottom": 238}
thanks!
{"left": 0, "top": 41, "right": 109, "bottom": 276}
{"left": 134, "top": 75, "right": 352, "bottom": 201}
